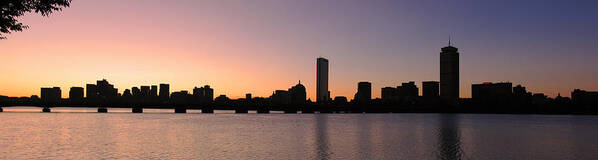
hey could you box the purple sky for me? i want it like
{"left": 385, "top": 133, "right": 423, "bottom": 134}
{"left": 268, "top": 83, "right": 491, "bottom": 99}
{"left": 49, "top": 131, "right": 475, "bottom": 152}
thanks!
{"left": 1, "top": 0, "right": 597, "bottom": 99}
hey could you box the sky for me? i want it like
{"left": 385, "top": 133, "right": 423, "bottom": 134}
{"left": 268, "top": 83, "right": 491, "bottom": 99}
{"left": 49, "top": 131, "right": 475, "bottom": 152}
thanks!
{"left": 1, "top": 0, "right": 598, "bottom": 99}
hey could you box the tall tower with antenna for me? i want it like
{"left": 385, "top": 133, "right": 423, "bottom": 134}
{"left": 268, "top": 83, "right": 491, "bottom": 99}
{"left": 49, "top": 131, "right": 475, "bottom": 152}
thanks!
{"left": 440, "top": 38, "right": 460, "bottom": 104}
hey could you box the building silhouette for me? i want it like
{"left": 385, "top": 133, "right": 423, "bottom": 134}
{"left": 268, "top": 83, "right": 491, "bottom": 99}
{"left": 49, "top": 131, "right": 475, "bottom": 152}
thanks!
{"left": 317, "top": 57, "right": 329, "bottom": 103}
{"left": 398, "top": 81, "right": 418, "bottom": 97}
{"left": 86, "top": 84, "right": 97, "bottom": 104}
{"left": 150, "top": 85, "right": 158, "bottom": 97}
{"left": 269, "top": 81, "right": 306, "bottom": 106}
{"left": 159, "top": 83, "right": 169, "bottom": 102}
{"left": 96, "top": 79, "right": 118, "bottom": 103}
{"left": 140, "top": 86, "right": 150, "bottom": 98}
{"left": 96, "top": 79, "right": 118, "bottom": 101}
{"left": 381, "top": 81, "right": 419, "bottom": 104}
{"left": 531, "top": 93, "right": 548, "bottom": 105}
{"left": 355, "top": 81, "right": 371, "bottom": 104}
{"left": 289, "top": 81, "right": 307, "bottom": 105}
{"left": 192, "top": 87, "right": 202, "bottom": 104}
{"left": 193, "top": 85, "right": 214, "bottom": 104}
{"left": 171, "top": 90, "right": 190, "bottom": 105}
{"left": 69, "top": 87, "right": 84, "bottom": 105}
{"left": 381, "top": 87, "right": 395, "bottom": 102}
{"left": 271, "top": 90, "right": 290, "bottom": 105}
{"left": 132, "top": 87, "right": 141, "bottom": 97}
{"left": 513, "top": 85, "right": 528, "bottom": 97}
{"left": 203, "top": 85, "right": 214, "bottom": 103}
{"left": 512, "top": 85, "right": 533, "bottom": 106}
{"left": 7, "top": 51, "right": 598, "bottom": 115}
{"left": 333, "top": 96, "right": 348, "bottom": 104}
{"left": 214, "top": 94, "right": 229, "bottom": 104}
{"left": 440, "top": 43, "right": 460, "bottom": 104}
{"left": 193, "top": 86, "right": 215, "bottom": 104}
{"left": 41, "top": 87, "right": 61, "bottom": 105}
{"left": 572, "top": 89, "right": 598, "bottom": 107}
{"left": 471, "top": 82, "right": 513, "bottom": 105}
{"left": 245, "top": 93, "right": 252, "bottom": 100}
{"left": 423, "top": 81, "right": 440, "bottom": 97}
{"left": 205, "top": 86, "right": 214, "bottom": 103}
{"left": 123, "top": 89, "right": 132, "bottom": 97}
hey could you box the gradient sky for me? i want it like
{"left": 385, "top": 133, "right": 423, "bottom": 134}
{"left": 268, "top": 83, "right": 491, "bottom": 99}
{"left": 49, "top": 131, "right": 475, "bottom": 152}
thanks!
{"left": 1, "top": 0, "right": 597, "bottom": 99}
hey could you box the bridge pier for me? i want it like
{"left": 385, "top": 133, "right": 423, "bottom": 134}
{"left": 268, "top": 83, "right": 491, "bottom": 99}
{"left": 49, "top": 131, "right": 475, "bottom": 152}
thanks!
{"left": 42, "top": 107, "right": 51, "bottom": 112}
{"left": 320, "top": 110, "right": 333, "bottom": 114}
{"left": 302, "top": 106, "right": 315, "bottom": 114}
{"left": 132, "top": 107, "right": 143, "bottom": 113}
{"left": 235, "top": 106, "right": 248, "bottom": 114}
{"left": 257, "top": 106, "right": 270, "bottom": 114}
{"left": 202, "top": 108, "right": 214, "bottom": 113}
{"left": 235, "top": 109, "right": 248, "bottom": 113}
{"left": 284, "top": 110, "right": 297, "bottom": 114}
{"left": 284, "top": 106, "right": 298, "bottom": 114}
{"left": 235, "top": 110, "right": 248, "bottom": 113}
{"left": 174, "top": 106, "right": 187, "bottom": 113}
{"left": 98, "top": 107, "right": 108, "bottom": 113}
{"left": 302, "top": 110, "right": 315, "bottom": 114}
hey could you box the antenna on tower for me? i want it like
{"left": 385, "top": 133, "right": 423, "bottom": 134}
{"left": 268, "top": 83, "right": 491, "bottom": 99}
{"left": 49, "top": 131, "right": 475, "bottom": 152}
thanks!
{"left": 448, "top": 35, "right": 452, "bottom": 46}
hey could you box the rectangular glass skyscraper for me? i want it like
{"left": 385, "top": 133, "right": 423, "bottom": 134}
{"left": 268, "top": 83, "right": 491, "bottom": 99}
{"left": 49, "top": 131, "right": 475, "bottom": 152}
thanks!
{"left": 440, "top": 44, "right": 460, "bottom": 103}
{"left": 317, "top": 57, "right": 329, "bottom": 103}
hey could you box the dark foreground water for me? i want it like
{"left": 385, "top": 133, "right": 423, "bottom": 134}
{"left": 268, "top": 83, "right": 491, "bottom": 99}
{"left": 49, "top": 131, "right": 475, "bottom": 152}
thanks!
{"left": 1, "top": 107, "right": 598, "bottom": 160}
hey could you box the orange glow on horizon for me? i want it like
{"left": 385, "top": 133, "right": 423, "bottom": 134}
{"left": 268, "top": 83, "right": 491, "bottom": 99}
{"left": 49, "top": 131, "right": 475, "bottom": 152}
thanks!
{"left": 1, "top": 1, "right": 597, "bottom": 100}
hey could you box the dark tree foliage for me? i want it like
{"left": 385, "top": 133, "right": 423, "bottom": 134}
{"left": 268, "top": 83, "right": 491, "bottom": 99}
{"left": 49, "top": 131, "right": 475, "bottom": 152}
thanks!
{"left": 0, "top": 0, "right": 71, "bottom": 39}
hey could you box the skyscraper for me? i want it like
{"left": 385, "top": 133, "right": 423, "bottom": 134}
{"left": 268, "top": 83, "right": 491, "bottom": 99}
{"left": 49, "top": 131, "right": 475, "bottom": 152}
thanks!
{"left": 159, "top": 83, "right": 169, "bottom": 101}
{"left": 316, "top": 57, "right": 329, "bottom": 103}
{"left": 355, "top": 81, "right": 371, "bottom": 104}
{"left": 440, "top": 42, "right": 459, "bottom": 103}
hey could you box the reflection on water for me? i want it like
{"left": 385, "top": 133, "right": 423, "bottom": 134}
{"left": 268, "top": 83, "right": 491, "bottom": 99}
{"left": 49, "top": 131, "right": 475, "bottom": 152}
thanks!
{"left": 1, "top": 110, "right": 598, "bottom": 159}
{"left": 437, "top": 114, "right": 463, "bottom": 160}
{"left": 315, "top": 115, "right": 331, "bottom": 160}
{"left": 356, "top": 114, "right": 373, "bottom": 159}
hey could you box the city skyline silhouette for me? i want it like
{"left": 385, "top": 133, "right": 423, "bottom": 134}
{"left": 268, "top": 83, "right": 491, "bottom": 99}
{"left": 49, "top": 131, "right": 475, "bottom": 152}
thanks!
{"left": 2, "top": 0, "right": 598, "bottom": 100}
{"left": 2, "top": 42, "right": 595, "bottom": 101}
{"left": 2, "top": 1, "right": 598, "bottom": 160}
{"left": 2, "top": 44, "right": 597, "bottom": 114}
{"left": 1, "top": 41, "right": 596, "bottom": 100}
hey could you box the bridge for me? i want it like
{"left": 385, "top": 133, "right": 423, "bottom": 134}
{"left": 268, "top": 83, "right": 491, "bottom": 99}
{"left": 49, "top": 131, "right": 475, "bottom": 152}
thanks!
{"left": 0, "top": 102, "right": 426, "bottom": 114}
{"left": 0, "top": 104, "right": 381, "bottom": 114}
